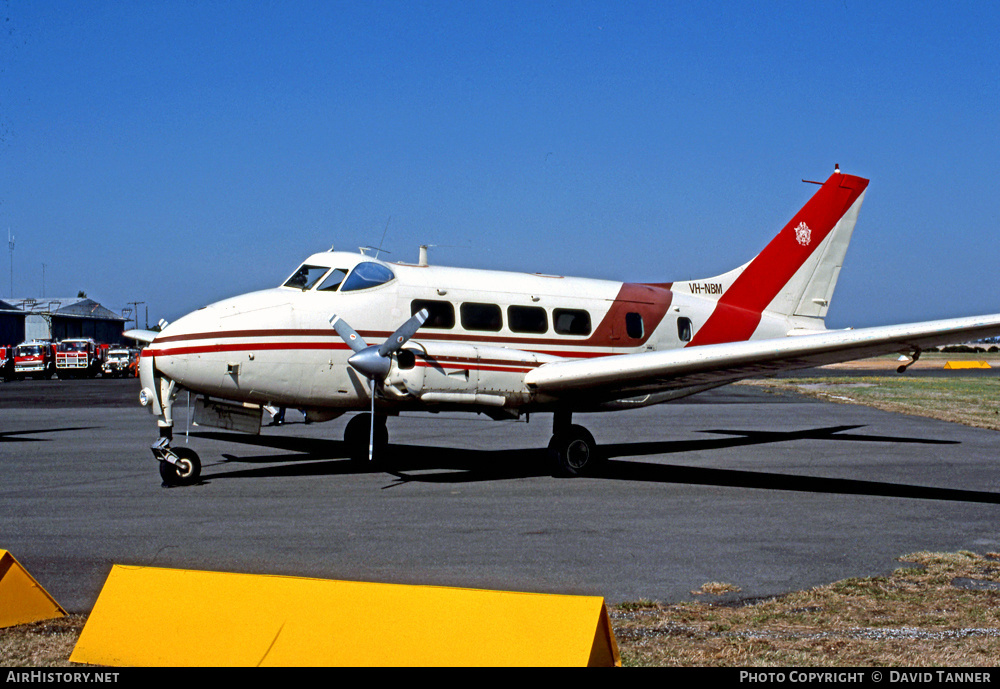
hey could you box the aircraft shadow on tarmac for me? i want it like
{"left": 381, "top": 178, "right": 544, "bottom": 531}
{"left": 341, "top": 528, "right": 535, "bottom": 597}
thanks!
{"left": 184, "top": 425, "right": 1000, "bottom": 504}
{"left": 1, "top": 427, "right": 98, "bottom": 443}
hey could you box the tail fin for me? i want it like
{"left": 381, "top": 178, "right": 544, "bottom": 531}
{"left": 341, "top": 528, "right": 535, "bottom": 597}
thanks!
{"left": 683, "top": 169, "right": 869, "bottom": 347}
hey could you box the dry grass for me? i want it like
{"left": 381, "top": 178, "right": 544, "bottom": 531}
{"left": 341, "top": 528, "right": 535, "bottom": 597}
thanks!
{"left": 0, "top": 614, "right": 87, "bottom": 667}
{"left": 613, "top": 551, "right": 1000, "bottom": 667}
{"left": 693, "top": 582, "right": 743, "bottom": 596}
{"left": 740, "top": 376, "right": 1000, "bottom": 431}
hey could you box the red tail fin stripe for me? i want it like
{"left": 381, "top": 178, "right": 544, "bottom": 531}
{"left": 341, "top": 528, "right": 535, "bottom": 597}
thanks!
{"left": 687, "top": 173, "right": 868, "bottom": 347}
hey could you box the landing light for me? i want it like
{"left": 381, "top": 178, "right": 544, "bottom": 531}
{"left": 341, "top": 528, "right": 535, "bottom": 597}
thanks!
{"left": 139, "top": 388, "right": 154, "bottom": 407}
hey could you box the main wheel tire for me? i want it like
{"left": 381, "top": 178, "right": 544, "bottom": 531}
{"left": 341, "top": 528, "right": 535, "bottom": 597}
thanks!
{"left": 548, "top": 425, "right": 602, "bottom": 477}
{"left": 344, "top": 413, "right": 389, "bottom": 465}
{"left": 159, "top": 447, "right": 202, "bottom": 486}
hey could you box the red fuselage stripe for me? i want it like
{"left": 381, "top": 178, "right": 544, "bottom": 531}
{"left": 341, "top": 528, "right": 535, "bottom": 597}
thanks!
{"left": 142, "top": 340, "right": 617, "bottom": 361}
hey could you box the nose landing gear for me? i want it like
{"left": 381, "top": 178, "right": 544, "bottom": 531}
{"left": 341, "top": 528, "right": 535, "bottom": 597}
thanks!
{"left": 152, "top": 437, "right": 202, "bottom": 487}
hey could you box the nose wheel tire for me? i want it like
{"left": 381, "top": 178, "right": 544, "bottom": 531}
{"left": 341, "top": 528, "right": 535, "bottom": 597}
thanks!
{"left": 548, "top": 425, "right": 601, "bottom": 477}
{"left": 159, "top": 447, "right": 202, "bottom": 486}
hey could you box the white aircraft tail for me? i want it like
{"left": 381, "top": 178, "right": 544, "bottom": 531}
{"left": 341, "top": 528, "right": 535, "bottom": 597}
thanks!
{"left": 679, "top": 169, "right": 869, "bottom": 346}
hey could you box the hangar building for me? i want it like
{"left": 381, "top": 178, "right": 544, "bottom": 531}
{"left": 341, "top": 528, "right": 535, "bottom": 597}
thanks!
{"left": 0, "top": 300, "right": 23, "bottom": 345}
{"left": 0, "top": 297, "right": 128, "bottom": 346}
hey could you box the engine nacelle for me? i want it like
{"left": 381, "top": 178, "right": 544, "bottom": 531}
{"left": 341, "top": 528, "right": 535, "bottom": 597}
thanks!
{"left": 385, "top": 341, "right": 560, "bottom": 409}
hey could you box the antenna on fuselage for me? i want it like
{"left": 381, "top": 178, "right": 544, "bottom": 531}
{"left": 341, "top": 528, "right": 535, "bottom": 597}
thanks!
{"left": 374, "top": 216, "right": 391, "bottom": 259}
{"left": 358, "top": 216, "right": 394, "bottom": 257}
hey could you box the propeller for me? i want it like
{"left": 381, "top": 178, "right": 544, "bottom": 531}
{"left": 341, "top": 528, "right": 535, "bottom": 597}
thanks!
{"left": 329, "top": 309, "right": 429, "bottom": 460}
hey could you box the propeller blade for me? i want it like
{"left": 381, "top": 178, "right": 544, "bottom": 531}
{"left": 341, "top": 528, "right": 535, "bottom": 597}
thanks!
{"left": 377, "top": 308, "right": 429, "bottom": 357}
{"left": 330, "top": 314, "right": 368, "bottom": 353}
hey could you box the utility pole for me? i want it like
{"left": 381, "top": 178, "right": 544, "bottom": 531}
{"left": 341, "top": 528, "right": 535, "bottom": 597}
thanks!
{"left": 127, "top": 301, "right": 145, "bottom": 330}
{"left": 7, "top": 229, "right": 13, "bottom": 298}
{"left": 41, "top": 263, "right": 46, "bottom": 298}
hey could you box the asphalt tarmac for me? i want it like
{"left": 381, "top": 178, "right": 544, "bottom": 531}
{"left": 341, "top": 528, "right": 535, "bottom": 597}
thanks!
{"left": 3, "top": 375, "right": 1000, "bottom": 613}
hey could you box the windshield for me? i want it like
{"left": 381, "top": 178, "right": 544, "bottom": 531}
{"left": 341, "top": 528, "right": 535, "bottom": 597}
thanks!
{"left": 283, "top": 264, "right": 329, "bottom": 290}
{"left": 58, "top": 341, "right": 88, "bottom": 352}
{"left": 317, "top": 268, "right": 349, "bottom": 291}
{"left": 341, "top": 262, "right": 395, "bottom": 292}
{"left": 17, "top": 345, "right": 43, "bottom": 356}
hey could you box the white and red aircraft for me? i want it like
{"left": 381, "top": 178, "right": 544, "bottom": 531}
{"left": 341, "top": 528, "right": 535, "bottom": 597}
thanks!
{"left": 128, "top": 168, "right": 1000, "bottom": 485}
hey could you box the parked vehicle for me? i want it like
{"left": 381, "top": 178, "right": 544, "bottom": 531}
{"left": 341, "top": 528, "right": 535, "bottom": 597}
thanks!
{"left": 103, "top": 347, "right": 139, "bottom": 378}
{"left": 13, "top": 341, "right": 57, "bottom": 379}
{"left": 55, "top": 339, "right": 109, "bottom": 378}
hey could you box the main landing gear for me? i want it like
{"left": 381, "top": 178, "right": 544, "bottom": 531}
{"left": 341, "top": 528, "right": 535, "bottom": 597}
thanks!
{"left": 548, "top": 411, "right": 603, "bottom": 477}
{"left": 338, "top": 410, "right": 603, "bottom": 477}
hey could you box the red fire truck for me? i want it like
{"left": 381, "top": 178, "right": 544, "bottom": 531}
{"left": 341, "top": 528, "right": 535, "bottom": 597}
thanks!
{"left": 13, "top": 341, "right": 57, "bottom": 379}
{"left": 55, "top": 338, "right": 110, "bottom": 378}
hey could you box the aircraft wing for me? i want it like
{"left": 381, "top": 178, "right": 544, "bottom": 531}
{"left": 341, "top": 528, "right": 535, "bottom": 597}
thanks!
{"left": 523, "top": 314, "right": 1000, "bottom": 402}
{"left": 123, "top": 328, "right": 158, "bottom": 344}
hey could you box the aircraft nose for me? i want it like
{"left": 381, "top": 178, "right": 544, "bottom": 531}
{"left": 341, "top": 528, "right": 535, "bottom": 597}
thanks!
{"left": 159, "top": 304, "right": 219, "bottom": 340}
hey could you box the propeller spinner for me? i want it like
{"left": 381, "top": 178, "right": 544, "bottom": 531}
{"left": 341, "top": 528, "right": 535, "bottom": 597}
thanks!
{"left": 329, "top": 309, "right": 429, "bottom": 461}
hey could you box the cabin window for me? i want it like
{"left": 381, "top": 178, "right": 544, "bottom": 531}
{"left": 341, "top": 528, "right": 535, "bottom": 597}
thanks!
{"left": 678, "top": 317, "right": 692, "bottom": 342}
{"left": 625, "top": 312, "right": 644, "bottom": 339}
{"left": 283, "top": 264, "right": 329, "bottom": 290}
{"left": 411, "top": 300, "right": 455, "bottom": 329}
{"left": 340, "top": 262, "right": 395, "bottom": 292}
{"left": 507, "top": 305, "right": 548, "bottom": 334}
{"left": 460, "top": 302, "right": 503, "bottom": 332}
{"left": 317, "top": 268, "right": 349, "bottom": 291}
{"left": 553, "top": 308, "right": 591, "bottom": 336}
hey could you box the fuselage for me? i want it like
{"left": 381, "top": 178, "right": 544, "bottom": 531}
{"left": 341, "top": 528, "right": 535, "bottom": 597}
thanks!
{"left": 143, "top": 249, "right": 809, "bottom": 416}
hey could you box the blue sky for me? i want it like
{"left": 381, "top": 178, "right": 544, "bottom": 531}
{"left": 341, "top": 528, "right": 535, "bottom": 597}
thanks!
{"left": 1, "top": 1, "right": 997, "bottom": 329}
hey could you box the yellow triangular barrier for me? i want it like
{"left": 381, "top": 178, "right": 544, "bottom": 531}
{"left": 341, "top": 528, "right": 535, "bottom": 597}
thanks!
{"left": 70, "top": 565, "right": 620, "bottom": 667}
{"left": 0, "top": 549, "right": 67, "bottom": 628}
{"left": 944, "top": 361, "right": 991, "bottom": 369}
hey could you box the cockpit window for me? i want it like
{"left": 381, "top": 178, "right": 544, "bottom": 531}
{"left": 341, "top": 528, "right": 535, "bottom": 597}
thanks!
{"left": 340, "top": 262, "right": 395, "bottom": 292}
{"left": 317, "top": 268, "right": 349, "bottom": 292}
{"left": 283, "top": 264, "right": 329, "bottom": 290}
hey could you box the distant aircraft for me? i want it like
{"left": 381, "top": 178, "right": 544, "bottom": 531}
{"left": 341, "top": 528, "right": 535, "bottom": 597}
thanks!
{"left": 128, "top": 168, "right": 1000, "bottom": 485}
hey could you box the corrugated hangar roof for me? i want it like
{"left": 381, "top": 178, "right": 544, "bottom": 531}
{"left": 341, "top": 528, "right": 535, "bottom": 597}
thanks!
{"left": 54, "top": 298, "right": 125, "bottom": 321}
{"left": 5, "top": 298, "right": 126, "bottom": 321}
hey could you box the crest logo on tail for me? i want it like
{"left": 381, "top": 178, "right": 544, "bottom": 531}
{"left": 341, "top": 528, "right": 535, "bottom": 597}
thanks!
{"left": 794, "top": 222, "right": 811, "bottom": 246}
